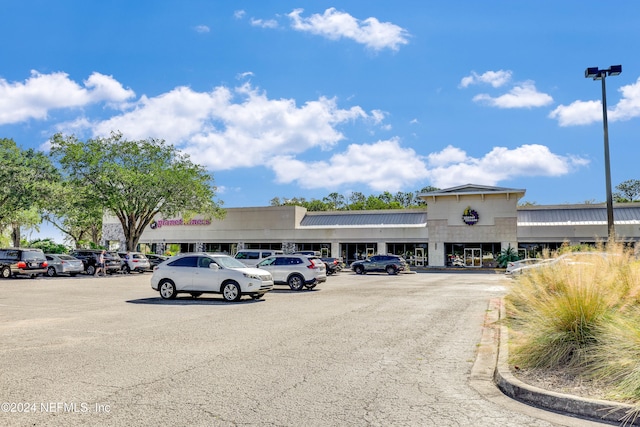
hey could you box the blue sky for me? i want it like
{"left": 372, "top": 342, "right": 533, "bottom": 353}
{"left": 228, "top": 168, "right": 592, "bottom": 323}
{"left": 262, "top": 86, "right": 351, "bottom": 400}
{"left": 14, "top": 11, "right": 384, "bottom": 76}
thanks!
{"left": 2, "top": 1, "right": 640, "bottom": 242}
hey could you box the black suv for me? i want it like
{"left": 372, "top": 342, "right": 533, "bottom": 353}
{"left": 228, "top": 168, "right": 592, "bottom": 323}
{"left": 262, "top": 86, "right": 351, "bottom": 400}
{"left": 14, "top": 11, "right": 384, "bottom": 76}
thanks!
{"left": 351, "top": 254, "right": 408, "bottom": 275}
{"left": 69, "top": 249, "right": 121, "bottom": 275}
{"left": 0, "top": 248, "right": 48, "bottom": 278}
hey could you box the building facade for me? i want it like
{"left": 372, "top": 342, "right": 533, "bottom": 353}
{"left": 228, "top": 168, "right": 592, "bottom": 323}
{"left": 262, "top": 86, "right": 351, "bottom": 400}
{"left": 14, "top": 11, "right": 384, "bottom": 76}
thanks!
{"left": 102, "top": 184, "right": 640, "bottom": 267}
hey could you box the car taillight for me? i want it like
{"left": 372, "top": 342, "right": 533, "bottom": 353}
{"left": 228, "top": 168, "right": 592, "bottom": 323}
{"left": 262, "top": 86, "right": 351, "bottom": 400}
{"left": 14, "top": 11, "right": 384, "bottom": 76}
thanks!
{"left": 133, "top": 259, "right": 138, "bottom": 262}
{"left": 17, "top": 261, "right": 27, "bottom": 268}
{"left": 307, "top": 263, "right": 315, "bottom": 269}
{"left": 42, "top": 262, "right": 48, "bottom": 267}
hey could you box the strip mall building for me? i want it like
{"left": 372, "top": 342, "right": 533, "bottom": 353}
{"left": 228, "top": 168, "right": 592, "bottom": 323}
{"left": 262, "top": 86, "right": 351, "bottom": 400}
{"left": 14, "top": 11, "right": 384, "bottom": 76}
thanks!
{"left": 102, "top": 184, "right": 640, "bottom": 268}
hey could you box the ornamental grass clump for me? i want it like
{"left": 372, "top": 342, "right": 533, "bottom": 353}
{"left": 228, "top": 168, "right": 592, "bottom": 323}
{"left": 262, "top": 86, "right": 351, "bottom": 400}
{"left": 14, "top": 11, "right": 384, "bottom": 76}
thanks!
{"left": 506, "top": 242, "right": 640, "bottom": 377}
{"left": 589, "top": 308, "right": 640, "bottom": 402}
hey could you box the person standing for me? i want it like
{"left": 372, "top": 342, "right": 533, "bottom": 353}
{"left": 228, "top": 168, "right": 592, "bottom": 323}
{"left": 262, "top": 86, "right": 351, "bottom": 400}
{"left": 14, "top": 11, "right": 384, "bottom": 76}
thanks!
{"left": 95, "top": 250, "right": 106, "bottom": 277}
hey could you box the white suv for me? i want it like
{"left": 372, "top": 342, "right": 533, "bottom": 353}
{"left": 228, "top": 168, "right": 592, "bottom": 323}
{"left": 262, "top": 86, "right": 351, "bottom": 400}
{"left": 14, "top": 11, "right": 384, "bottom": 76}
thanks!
{"left": 118, "top": 251, "right": 151, "bottom": 274}
{"left": 151, "top": 253, "right": 274, "bottom": 301}
{"left": 256, "top": 254, "right": 326, "bottom": 291}
{"left": 234, "top": 249, "right": 284, "bottom": 267}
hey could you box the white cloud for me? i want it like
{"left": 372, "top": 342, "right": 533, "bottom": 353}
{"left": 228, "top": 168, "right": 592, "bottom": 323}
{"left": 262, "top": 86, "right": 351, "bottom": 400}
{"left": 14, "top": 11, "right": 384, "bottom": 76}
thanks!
{"left": 611, "top": 77, "right": 640, "bottom": 121}
{"left": 268, "top": 141, "right": 587, "bottom": 192}
{"left": 250, "top": 18, "right": 278, "bottom": 29}
{"left": 460, "top": 70, "right": 512, "bottom": 88}
{"left": 70, "top": 82, "right": 372, "bottom": 171}
{"left": 550, "top": 77, "right": 640, "bottom": 126}
{"left": 234, "top": 10, "right": 245, "bottom": 19}
{"left": 370, "top": 109, "right": 386, "bottom": 124}
{"left": 0, "top": 71, "right": 135, "bottom": 125}
{"left": 194, "top": 25, "right": 210, "bottom": 33}
{"left": 236, "top": 71, "right": 254, "bottom": 80}
{"left": 427, "top": 145, "right": 468, "bottom": 166}
{"left": 269, "top": 138, "right": 429, "bottom": 191}
{"left": 83, "top": 72, "right": 136, "bottom": 105}
{"left": 3, "top": 70, "right": 588, "bottom": 194}
{"left": 548, "top": 100, "right": 601, "bottom": 126}
{"left": 287, "top": 8, "right": 409, "bottom": 51}
{"left": 426, "top": 144, "right": 588, "bottom": 188}
{"left": 472, "top": 81, "right": 553, "bottom": 108}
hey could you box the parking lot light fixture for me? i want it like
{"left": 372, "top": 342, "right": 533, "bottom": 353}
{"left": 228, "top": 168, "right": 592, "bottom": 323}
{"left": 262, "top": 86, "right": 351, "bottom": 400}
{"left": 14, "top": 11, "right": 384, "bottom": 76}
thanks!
{"left": 584, "top": 65, "right": 622, "bottom": 241}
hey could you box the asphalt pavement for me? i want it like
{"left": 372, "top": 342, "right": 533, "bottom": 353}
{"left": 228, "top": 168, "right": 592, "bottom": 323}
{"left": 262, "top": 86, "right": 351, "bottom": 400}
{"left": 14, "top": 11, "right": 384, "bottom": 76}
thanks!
{"left": 0, "top": 270, "right": 612, "bottom": 426}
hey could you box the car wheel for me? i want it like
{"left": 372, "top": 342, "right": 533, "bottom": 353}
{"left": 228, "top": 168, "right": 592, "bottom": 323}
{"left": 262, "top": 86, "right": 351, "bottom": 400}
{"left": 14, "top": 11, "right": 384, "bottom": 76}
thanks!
{"left": 47, "top": 266, "right": 57, "bottom": 277}
{"left": 288, "top": 274, "right": 305, "bottom": 291}
{"left": 190, "top": 292, "right": 202, "bottom": 298}
{"left": 86, "top": 265, "right": 96, "bottom": 276}
{"left": 386, "top": 265, "right": 397, "bottom": 275}
{"left": 221, "top": 281, "right": 241, "bottom": 302}
{"left": 159, "top": 280, "right": 177, "bottom": 299}
{"left": 354, "top": 265, "right": 365, "bottom": 275}
{"left": 1, "top": 266, "right": 12, "bottom": 279}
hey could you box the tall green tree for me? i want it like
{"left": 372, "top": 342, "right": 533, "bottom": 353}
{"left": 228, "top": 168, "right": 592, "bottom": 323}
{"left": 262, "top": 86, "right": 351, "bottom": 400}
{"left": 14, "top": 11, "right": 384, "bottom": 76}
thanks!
{"left": 50, "top": 132, "right": 224, "bottom": 250}
{"left": 0, "top": 138, "right": 59, "bottom": 247}
{"left": 41, "top": 178, "right": 104, "bottom": 247}
{"left": 322, "top": 192, "right": 346, "bottom": 210}
{"left": 614, "top": 179, "right": 640, "bottom": 202}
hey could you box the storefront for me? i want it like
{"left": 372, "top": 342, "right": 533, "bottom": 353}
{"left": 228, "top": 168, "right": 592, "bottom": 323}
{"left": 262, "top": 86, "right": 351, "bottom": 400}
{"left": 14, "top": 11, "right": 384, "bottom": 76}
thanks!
{"left": 102, "top": 184, "right": 640, "bottom": 267}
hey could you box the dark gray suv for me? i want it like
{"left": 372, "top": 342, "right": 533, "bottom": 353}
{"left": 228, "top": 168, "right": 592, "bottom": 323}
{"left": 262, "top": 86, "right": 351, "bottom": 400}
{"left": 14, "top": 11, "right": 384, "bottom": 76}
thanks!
{"left": 351, "top": 254, "right": 408, "bottom": 275}
{"left": 0, "top": 248, "right": 48, "bottom": 278}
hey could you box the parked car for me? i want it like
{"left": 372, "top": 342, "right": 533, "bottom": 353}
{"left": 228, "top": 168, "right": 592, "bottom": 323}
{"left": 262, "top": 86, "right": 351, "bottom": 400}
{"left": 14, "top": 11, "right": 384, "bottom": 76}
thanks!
{"left": 294, "top": 250, "right": 321, "bottom": 257}
{"left": 508, "top": 252, "right": 612, "bottom": 276}
{"left": 146, "top": 254, "right": 169, "bottom": 270}
{"left": 69, "top": 249, "right": 121, "bottom": 275}
{"left": 117, "top": 251, "right": 151, "bottom": 274}
{"left": 0, "top": 248, "right": 48, "bottom": 278}
{"left": 320, "top": 257, "right": 343, "bottom": 275}
{"left": 44, "top": 254, "right": 84, "bottom": 277}
{"left": 351, "top": 254, "right": 408, "bottom": 275}
{"left": 505, "top": 258, "right": 544, "bottom": 275}
{"left": 234, "top": 249, "right": 284, "bottom": 267}
{"left": 256, "top": 254, "right": 326, "bottom": 291}
{"left": 150, "top": 253, "right": 274, "bottom": 301}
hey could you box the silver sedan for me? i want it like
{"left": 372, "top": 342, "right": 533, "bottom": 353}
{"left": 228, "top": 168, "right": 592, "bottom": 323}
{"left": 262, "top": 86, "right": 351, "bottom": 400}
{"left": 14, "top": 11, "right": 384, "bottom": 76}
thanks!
{"left": 44, "top": 254, "right": 84, "bottom": 277}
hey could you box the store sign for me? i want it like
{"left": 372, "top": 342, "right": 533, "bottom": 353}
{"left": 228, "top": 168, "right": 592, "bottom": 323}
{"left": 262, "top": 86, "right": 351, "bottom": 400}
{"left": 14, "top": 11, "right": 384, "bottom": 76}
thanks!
{"left": 462, "top": 207, "right": 479, "bottom": 226}
{"left": 149, "top": 218, "right": 211, "bottom": 229}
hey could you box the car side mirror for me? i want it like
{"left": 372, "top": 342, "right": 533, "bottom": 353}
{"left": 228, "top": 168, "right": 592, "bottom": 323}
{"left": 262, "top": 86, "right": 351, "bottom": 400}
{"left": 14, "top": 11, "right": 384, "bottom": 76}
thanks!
{"left": 209, "top": 263, "right": 220, "bottom": 270}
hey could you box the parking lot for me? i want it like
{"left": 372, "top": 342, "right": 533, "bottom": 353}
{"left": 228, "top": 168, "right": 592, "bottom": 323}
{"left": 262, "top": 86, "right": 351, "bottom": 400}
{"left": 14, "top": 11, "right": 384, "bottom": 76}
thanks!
{"left": 0, "top": 271, "right": 570, "bottom": 426}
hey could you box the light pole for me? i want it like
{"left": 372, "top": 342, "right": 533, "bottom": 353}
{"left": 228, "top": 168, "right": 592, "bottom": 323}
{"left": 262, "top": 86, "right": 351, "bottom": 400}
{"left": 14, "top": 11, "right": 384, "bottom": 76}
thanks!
{"left": 585, "top": 65, "right": 622, "bottom": 242}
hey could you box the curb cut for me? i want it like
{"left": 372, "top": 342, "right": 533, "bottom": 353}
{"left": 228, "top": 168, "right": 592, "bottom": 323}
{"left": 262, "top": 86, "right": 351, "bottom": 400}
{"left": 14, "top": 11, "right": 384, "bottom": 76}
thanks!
{"left": 488, "top": 298, "right": 640, "bottom": 426}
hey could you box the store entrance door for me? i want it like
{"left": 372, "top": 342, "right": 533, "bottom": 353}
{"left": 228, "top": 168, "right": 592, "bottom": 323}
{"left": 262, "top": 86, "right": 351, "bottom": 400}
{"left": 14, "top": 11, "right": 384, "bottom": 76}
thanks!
{"left": 464, "top": 248, "right": 482, "bottom": 267}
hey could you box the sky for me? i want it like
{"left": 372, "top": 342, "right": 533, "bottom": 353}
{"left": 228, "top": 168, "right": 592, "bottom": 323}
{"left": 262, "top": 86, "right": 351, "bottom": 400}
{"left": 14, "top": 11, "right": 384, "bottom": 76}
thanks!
{"left": 2, "top": 1, "right": 640, "bottom": 243}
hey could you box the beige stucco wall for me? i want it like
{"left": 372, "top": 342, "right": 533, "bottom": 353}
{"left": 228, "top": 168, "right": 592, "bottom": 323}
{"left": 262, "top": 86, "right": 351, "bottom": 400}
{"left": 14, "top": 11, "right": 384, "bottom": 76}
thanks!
{"left": 103, "top": 206, "right": 429, "bottom": 257}
{"left": 425, "top": 193, "right": 519, "bottom": 266}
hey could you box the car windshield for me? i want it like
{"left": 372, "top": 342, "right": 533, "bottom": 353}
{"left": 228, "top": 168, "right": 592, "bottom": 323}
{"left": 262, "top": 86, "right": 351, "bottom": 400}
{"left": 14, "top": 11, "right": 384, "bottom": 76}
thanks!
{"left": 257, "top": 257, "right": 276, "bottom": 267}
{"left": 213, "top": 255, "right": 248, "bottom": 269}
{"left": 58, "top": 255, "right": 76, "bottom": 260}
{"left": 23, "top": 250, "right": 45, "bottom": 260}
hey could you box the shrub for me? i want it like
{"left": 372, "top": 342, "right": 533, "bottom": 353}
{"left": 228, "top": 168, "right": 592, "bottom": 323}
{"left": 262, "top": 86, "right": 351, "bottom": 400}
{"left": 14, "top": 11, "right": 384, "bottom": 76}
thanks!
{"left": 496, "top": 244, "right": 519, "bottom": 268}
{"left": 28, "top": 238, "right": 69, "bottom": 254}
{"left": 506, "top": 242, "right": 640, "bottom": 378}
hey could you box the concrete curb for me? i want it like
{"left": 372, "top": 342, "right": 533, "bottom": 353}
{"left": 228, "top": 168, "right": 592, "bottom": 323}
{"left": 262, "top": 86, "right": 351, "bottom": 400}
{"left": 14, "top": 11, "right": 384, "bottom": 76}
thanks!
{"left": 489, "top": 298, "right": 640, "bottom": 426}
